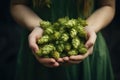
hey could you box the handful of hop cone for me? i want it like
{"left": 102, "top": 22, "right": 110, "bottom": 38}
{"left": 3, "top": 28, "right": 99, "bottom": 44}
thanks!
{"left": 36, "top": 17, "right": 88, "bottom": 59}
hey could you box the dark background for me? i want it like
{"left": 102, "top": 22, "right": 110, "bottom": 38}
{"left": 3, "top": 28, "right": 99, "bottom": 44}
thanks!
{"left": 0, "top": 0, "right": 120, "bottom": 80}
{"left": 0, "top": 0, "right": 22, "bottom": 80}
{"left": 102, "top": 0, "right": 120, "bottom": 80}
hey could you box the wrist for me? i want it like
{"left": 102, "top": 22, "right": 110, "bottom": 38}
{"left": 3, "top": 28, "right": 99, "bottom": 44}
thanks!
{"left": 85, "top": 26, "right": 97, "bottom": 33}
{"left": 34, "top": 26, "right": 43, "bottom": 32}
{"left": 29, "top": 25, "right": 42, "bottom": 31}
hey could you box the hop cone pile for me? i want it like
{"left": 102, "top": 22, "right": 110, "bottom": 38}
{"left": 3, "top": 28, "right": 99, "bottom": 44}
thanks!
{"left": 36, "top": 17, "right": 88, "bottom": 59}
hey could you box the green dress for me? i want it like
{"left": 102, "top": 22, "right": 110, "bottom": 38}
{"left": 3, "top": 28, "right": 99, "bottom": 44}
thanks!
{"left": 15, "top": 0, "right": 114, "bottom": 80}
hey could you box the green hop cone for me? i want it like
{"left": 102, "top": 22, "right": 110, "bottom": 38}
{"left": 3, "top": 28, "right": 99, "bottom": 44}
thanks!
{"left": 70, "top": 28, "right": 77, "bottom": 38}
{"left": 78, "top": 42, "right": 87, "bottom": 54}
{"left": 37, "top": 17, "right": 88, "bottom": 59}
{"left": 40, "top": 20, "right": 51, "bottom": 29}
{"left": 79, "top": 47, "right": 87, "bottom": 54}
{"left": 37, "top": 35, "right": 50, "bottom": 44}
{"left": 68, "top": 50, "right": 78, "bottom": 56}
{"left": 42, "top": 44, "right": 55, "bottom": 55}
{"left": 72, "top": 37, "right": 80, "bottom": 49}
{"left": 59, "top": 27, "right": 65, "bottom": 32}
{"left": 56, "top": 43, "right": 64, "bottom": 52}
{"left": 65, "top": 19, "right": 77, "bottom": 28}
{"left": 77, "top": 26, "right": 87, "bottom": 38}
{"left": 64, "top": 43, "right": 71, "bottom": 51}
{"left": 57, "top": 17, "right": 69, "bottom": 25}
{"left": 77, "top": 18, "right": 88, "bottom": 27}
{"left": 52, "top": 22, "right": 60, "bottom": 30}
{"left": 51, "top": 51, "right": 60, "bottom": 59}
{"left": 53, "top": 31, "right": 61, "bottom": 40}
{"left": 36, "top": 49, "right": 42, "bottom": 56}
{"left": 60, "top": 33, "right": 69, "bottom": 42}
{"left": 44, "top": 27, "right": 54, "bottom": 35}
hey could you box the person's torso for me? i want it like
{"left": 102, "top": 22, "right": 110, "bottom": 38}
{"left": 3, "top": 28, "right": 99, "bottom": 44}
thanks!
{"left": 29, "top": 0, "right": 95, "bottom": 22}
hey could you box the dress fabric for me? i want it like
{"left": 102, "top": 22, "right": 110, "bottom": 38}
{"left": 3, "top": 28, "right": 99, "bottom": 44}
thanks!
{"left": 15, "top": 0, "right": 114, "bottom": 80}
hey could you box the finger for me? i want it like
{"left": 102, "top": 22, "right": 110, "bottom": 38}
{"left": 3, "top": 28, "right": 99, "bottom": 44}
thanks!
{"left": 57, "top": 58, "right": 64, "bottom": 63}
{"left": 38, "top": 58, "right": 56, "bottom": 64}
{"left": 63, "top": 57, "right": 69, "bottom": 62}
{"left": 69, "top": 55, "right": 84, "bottom": 61}
{"left": 85, "top": 32, "right": 96, "bottom": 48}
{"left": 34, "top": 27, "right": 43, "bottom": 37}
{"left": 44, "top": 62, "right": 60, "bottom": 68}
{"left": 33, "top": 53, "right": 60, "bottom": 67}
{"left": 87, "top": 46, "right": 93, "bottom": 55}
{"left": 69, "top": 44, "right": 94, "bottom": 61}
{"left": 28, "top": 34, "right": 39, "bottom": 53}
{"left": 67, "top": 60, "right": 82, "bottom": 64}
{"left": 28, "top": 27, "right": 43, "bottom": 53}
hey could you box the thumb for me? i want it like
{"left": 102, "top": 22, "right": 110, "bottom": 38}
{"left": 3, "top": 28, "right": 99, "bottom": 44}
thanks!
{"left": 85, "top": 32, "right": 96, "bottom": 48}
{"left": 28, "top": 35, "right": 39, "bottom": 53}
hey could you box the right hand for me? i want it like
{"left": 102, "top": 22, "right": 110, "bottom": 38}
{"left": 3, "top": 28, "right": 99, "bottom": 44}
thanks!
{"left": 28, "top": 27, "right": 62, "bottom": 67}
{"left": 62, "top": 26, "right": 97, "bottom": 64}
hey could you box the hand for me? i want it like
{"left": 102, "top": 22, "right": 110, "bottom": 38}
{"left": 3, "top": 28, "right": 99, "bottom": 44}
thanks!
{"left": 28, "top": 27, "right": 61, "bottom": 67}
{"left": 63, "top": 26, "right": 97, "bottom": 64}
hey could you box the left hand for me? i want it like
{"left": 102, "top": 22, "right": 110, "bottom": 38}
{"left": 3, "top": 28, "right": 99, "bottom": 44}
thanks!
{"left": 28, "top": 27, "right": 63, "bottom": 67}
{"left": 63, "top": 26, "right": 97, "bottom": 64}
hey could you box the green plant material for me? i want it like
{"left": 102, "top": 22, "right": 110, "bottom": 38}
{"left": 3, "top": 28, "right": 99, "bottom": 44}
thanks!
{"left": 36, "top": 49, "right": 42, "bottom": 56}
{"left": 37, "top": 17, "right": 88, "bottom": 58}
{"left": 65, "top": 19, "right": 77, "bottom": 28}
{"left": 60, "top": 33, "right": 69, "bottom": 42}
{"left": 68, "top": 50, "right": 78, "bottom": 56}
{"left": 40, "top": 20, "right": 52, "bottom": 29}
{"left": 70, "top": 28, "right": 77, "bottom": 38}
{"left": 44, "top": 27, "right": 54, "bottom": 35}
{"left": 57, "top": 17, "right": 69, "bottom": 25}
{"left": 79, "top": 47, "right": 87, "bottom": 54}
{"left": 78, "top": 42, "right": 87, "bottom": 54}
{"left": 56, "top": 43, "right": 64, "bottom": 53}
{"left": 53, "top": 31, "right": 61, "bottom": 40}
{"left": 51, "top": 51, "right": 60, "bottom": 59}
{"left": 37, "top": 35, "right": 50, "bottom": 44}
{"left": 77, "top": 26, "right": 87, "bottom": 38}
{"left": 72, "top": 37, "right": 80, "bottom": 49}
{"left": 77, "top": 18, "right": 88, "bottom": 27}
{"left": 64, "top": 43, "right": 71, "bottom": 51}
{"left": 42, "top": 44, "right": 55, "bottom": 55}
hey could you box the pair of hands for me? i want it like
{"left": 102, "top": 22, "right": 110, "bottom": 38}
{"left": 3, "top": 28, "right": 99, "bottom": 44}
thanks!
{"left": 28, "top": 26, "right": 97, "bottom": 67}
